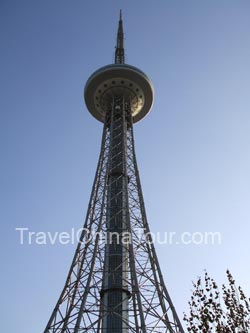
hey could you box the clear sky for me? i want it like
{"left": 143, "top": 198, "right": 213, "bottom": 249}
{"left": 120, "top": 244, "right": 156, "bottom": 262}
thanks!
{"left": 1, "top": 1, "right": 250, "bottom": 332}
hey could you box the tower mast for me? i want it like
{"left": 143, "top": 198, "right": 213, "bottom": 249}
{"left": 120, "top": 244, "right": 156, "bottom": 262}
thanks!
{"left": 44, "top": 13, "right": 184, "bottom": 333}
{"left": 115, "top": 10, "right": 125, "bottom": 64}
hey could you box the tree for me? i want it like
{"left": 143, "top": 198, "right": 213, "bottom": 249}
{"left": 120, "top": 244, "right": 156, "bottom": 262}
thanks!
{"left": 184, "top": 270, "right": 250, "bottom": 333}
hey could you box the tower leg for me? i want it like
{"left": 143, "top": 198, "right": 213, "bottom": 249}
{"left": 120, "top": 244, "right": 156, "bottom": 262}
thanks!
{"left": 44, "top": 98, "right": 184, "bottom": 333}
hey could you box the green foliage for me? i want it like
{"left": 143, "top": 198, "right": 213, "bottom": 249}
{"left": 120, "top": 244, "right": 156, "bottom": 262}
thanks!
{"left": 184, "top": 270, "right": 250, "bottom": 333}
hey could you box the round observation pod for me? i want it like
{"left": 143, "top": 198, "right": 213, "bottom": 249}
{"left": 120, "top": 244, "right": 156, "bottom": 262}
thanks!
{"left": 84, "top": 64, "right": 154, "bottom": 123}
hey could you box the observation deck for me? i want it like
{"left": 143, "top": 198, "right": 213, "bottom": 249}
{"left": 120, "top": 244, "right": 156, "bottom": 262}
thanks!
{"left": 84, "top": 64, "right": 154, "bottom": 123}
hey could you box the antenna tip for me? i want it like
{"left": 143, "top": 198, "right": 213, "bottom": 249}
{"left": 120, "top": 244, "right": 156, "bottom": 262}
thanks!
{"left": 119, "top": 9, "right": 122, "bottom": 20}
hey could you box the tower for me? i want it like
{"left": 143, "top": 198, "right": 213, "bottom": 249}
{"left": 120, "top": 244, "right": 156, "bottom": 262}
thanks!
{"left": 44, "top": 12, "right": 184, "bottom": 333}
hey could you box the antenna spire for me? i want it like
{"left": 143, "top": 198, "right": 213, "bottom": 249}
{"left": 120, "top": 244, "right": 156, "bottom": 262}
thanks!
{"left": 115, "top": 10, "right": 125, "bottom": 64}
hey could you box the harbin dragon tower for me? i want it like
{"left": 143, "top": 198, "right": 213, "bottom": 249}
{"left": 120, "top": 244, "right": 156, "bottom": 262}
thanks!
{"left": 44, "top": 12, "right": 184, "bottom": 333}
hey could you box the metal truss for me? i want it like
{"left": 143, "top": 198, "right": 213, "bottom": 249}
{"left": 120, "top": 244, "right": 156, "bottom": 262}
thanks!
{"left": 44, "top": 97, "right": 184, "bottom": 333}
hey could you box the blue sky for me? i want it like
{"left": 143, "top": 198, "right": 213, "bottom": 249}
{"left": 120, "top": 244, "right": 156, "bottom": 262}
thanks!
{"left": 1, "top": 1, "right": 250, "bottom": 332}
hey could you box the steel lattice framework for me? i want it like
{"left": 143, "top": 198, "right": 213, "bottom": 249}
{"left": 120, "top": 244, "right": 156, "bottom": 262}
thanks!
{"left": 44, "top": 12, "right": 184, "bottom": 333}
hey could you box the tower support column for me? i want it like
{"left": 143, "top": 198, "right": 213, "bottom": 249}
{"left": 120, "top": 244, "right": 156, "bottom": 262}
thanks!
{"left": 101, "top": 97, "right": 130, "bottom": 333}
